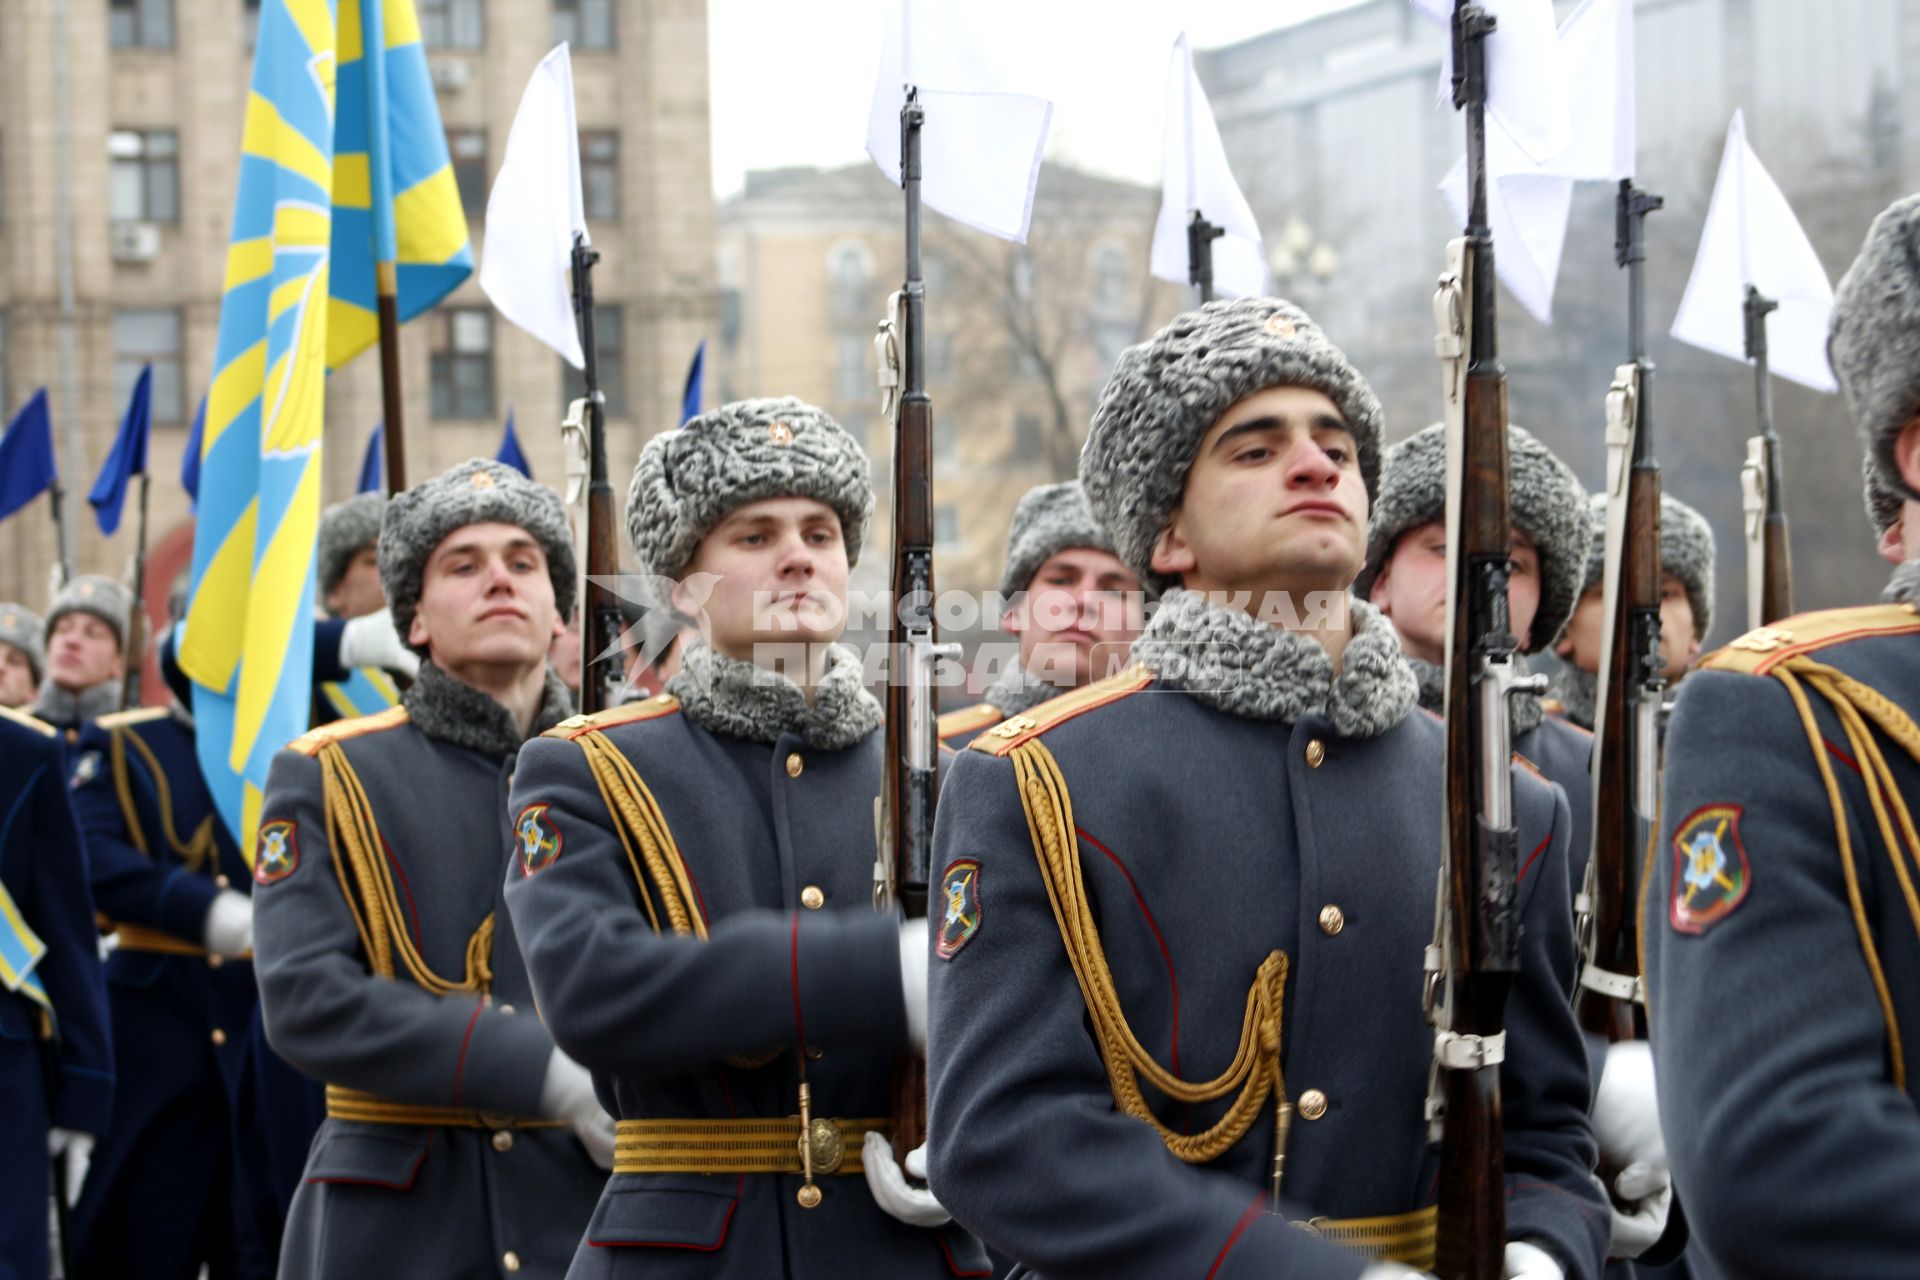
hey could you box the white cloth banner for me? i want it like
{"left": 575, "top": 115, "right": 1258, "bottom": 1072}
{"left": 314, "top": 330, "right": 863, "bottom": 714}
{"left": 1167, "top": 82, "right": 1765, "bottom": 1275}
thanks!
{"left": 1149, "top": 32, "right": 1266, "bottom": 300}
{"left": 1413, "top": 0, "right": 1570, "bottom": 165}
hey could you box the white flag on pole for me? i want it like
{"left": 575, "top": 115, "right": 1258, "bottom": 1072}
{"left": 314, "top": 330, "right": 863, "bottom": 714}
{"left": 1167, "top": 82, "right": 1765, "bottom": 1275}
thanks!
{"left": 864, "top": 0, "right": 1057, "bottom": 243}
{"left": 479, "top": 44, "right": 587, "bottom": 368}
{"left": 1150, "top": 33, "right": 1266, "bottom": 300}
{"left": 1412, "top": 0, "right": 1570, "bottom": 165}
{"left": 1671, "top": 110, "right": 1837, "bottom": 393}
{"left": 1438, "top": 0, "right": 1633, "bottom": 323}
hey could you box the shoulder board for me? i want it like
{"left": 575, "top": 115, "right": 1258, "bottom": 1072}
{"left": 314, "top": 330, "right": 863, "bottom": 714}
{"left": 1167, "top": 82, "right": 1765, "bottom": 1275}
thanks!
{"left": 0, "top": 704, "right": 57, "bottom": 739}
{"left": 1511, "top": 752, "right": 1546, "bottom": 783}
{"left": 289, "top": 705, "right": 412, "bottom": 757}
{"left": 548, "top": 693, "right": 682, "bottom": 741}
{"left": 1539, "top": 696, "right": 1567, "bottom": 716}
{"left": 968, "top": 665, "right": 1153, "bottom": 757}
{"left": 938, "top": 702, "right": 1004, "bottom": 741}
{"left": 1703, "top": 602, "right": 1920, "bottom": 677}
{"left": 96, "top": 706, "right": 169, "bottom": 730}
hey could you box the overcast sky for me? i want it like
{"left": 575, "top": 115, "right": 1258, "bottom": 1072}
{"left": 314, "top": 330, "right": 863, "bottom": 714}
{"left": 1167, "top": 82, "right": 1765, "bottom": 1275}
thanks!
{"left": 705, "top": 0, "right": 1370, "bottom": 199}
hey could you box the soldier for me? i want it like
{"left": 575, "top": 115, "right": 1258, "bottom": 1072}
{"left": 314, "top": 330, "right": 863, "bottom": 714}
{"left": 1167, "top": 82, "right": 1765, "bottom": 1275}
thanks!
{"left": 1641, "top": 192, "right": 1920, "bottom": 1278}
{"left": 1548, "top": 495, "right": 1714, "bottom": 729}
{"left": 252, "top": 459, "right": 610, "bottom": 1280}
{"left": 35, "top": 575, "right": 131, "bottom": 741}
{"left": 67, "top": 636, "right": 271, "bottom": 1280}
{"left": 938, "top": 481, "right": 1144, "bottom": 749}
{"left": 506, "top": 397, "right": 989, "bottom": 1278}
{"left": 0, "top": 701, "right": 112, "bottom": 1279}
{"left": 0, "top": 603, "right": 45, "bottom": 710}
{"left": 311, "top": 493, "right": 417, "bottom": 725}
{"left": 926, "top": 299, "right": 1606, "bottom": 1280}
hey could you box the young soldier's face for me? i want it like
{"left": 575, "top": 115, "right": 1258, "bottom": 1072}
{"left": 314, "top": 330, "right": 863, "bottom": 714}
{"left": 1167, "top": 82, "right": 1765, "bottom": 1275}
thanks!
{"left": 409, "top": 522, "right": 562, "bottom": 672}
{"left": 1150, "top": 386, "right": 1367, "bottom": 601}
{"left": 0, "top": 642, "right": 35, "bottom": 707}
{"left": 679, "top": 496, "right": 851, "bottom": 662}
{"left": 1557, "top": 571, "right": 1697, "bottom": 679}
{"left": 1371, "top": 522, "right": 1541, "bottom": 663}
{"left": 1004, "top": 547, "right": 1143, "bottom": 689}
{"left": 325, "top": 544, "right": 385, "bottom": 619}
{"left": 47, "top": 613, "right": 124, "bottom": 693}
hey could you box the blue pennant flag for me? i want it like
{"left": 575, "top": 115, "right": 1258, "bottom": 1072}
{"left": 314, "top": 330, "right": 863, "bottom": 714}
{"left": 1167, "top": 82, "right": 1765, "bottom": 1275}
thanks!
{"left": 182, "top": 396, "right": 207, "bottom": 506}
{"left": 89, "top": 364, "right": 153, "bottom": 536}
{"left": 0, "top": 389, "right": 58, "bottom": 523}
{"left": 357, "top": 423, "right": 383, "bottom": 495}
{"left": 680, "top": 338, "right": 705, "bottom": 426}
{"left": 496, "top": 409, "right": 531, "bottom": 478}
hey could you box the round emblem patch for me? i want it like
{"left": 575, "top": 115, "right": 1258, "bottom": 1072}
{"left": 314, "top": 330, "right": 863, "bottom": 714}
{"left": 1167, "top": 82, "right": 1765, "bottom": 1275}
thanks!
{"left": 255, "top": 819, "right": 300, "bottom": 885}
{"left": 1669, "top": 803, "right": 1750, "bottom": 934}
{"left": 936, "top": 859, "right": 982, "bottom": 960}
{"left": 515, "top": 803, "right": 563, "bottom": 876}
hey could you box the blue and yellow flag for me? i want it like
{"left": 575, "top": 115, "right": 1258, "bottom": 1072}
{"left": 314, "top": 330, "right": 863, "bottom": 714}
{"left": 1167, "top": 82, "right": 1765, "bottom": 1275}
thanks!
{"left": 319, "top": 667, "right": 401, "bottom": 722}
{"left": 181, "top": 0, "right": 470, "bottom": 854}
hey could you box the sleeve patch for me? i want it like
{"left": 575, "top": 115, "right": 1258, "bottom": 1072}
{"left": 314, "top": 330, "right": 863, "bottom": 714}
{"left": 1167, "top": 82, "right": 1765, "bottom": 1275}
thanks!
{"left": 935, "top": 859, "right": 982, "bottom": 960}
{"left": 1669, "top": 804, "right": 1751, "bottom": 935}
{"left": 254, "top": 820, "right": 301, "bottom": 885}
{"left": 69, "top": 751, "right": 101, "bottom": 789}
{"left": 515, "top": 803, "right": 563, "bottom": 876}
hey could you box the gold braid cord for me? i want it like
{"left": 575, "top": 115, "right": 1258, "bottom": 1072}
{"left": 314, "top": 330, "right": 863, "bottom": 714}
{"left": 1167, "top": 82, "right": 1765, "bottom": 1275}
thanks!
{"left": 1768, "top": 656, "right": 1920, "bottom": 1088}
{"left": 316, "top": 743, "right": 492, "bottom": 995}
{"left": 110, "top": 725, "right": 216, "bottom": 872}
{"left": 1010, "top": 739, "right": 1292, "bottom": 1172}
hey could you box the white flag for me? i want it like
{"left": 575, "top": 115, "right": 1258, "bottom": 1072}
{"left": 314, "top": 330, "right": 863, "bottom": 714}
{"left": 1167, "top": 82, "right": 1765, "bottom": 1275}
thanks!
{"left": 1671, "top": 110, "right": 1837, "bottom": 393}
{"left": 1439, "top": 0, "right": 1633, "bottom": 323}
{"left": 865, "top": 0, "right": 1056, "bottom": 243}
{"left": 479, "top": 44, "right": 587, "bottom": 368}
{"left": 1150, "top": 33, "right": 1266, "bottom": 300}
{"left": 1413, "top": 0, "right": 1570, "bottom": 166}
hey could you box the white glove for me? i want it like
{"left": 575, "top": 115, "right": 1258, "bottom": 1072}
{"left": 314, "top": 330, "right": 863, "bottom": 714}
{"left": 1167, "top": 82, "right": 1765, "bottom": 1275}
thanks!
{"left": 1503, "top": 1240, "right": 1564, "bottom": 1280}
{"left": 338, "top": 608, "right": 421, "bottom": 678}
{"left": 201, "top": 891, "right": 254, "bottom": 957}
{"left": 540, "top": 1048, "right": 616, "bottom": 1170}
{"left": 861, "top": 1130, "right": 950, "bottom": 1227}
{"left": 1360, "top": 1265, "right": 1433, "bottom": 1280}
{"left": 899, "top": 918, "right": 928, "bottom": 1051}
{"left": 48, "top": 1129, "right": 92, "bottom": 1206}
{"left": 1592, "top": 1040, "right": 1672, "bottom": 1258}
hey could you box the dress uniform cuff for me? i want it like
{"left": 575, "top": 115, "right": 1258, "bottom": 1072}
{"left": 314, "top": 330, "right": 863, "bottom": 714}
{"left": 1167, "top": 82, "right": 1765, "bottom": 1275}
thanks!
{"left": 1504, "top": 1201, "right": 1601, "bottom": 1280}
{"left": 155, "top": 868, "right": 223, "bottom": 944}
{"left": 311, "top": 618, "right": 351, "bottom": 684}
{"left": 50, "top": 1061, "right": 114, "bottom": 1136}
{"left": 792, "top": 912, "right": 907, "bottom": 1054}
{"left": 454, "top": 1003, "right": 558, "bottom": 1117}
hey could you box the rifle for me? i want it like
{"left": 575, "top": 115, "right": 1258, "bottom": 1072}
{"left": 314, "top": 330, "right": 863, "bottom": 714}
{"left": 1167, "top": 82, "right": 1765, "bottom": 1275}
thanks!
{"left": 569, "top": 234, "right": 624, "bottom": 716}
{"left": 873, "top": 87, "right": 957, "bottom": 1167}
{"left": 1426, "top": 6, "right": 1543, "bottom": 1276}
{"left": 1187, "top": 211, "right": 1224, "bottom": 304}
{"left": 122, "top": 469, "right": 152, "bottom": 709}
{"left": 1740, "top": 287, "right": 1794, "bottom": 628}
{"left": 1575, "top": 181, "right": 1665, "bottom": 1046}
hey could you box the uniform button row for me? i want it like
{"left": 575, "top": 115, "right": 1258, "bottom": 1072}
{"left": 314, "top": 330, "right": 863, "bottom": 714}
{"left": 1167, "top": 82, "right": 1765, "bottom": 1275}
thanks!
{"left": 786, "top": 752, "right": 804, "bottom": 778}
{"left": 801, "top": 885, "right": 825, "bottom": 910}
{"left": 1297, "top": 1088, "right": 1328, "bottom": 1121}
{"left": 1318, "top": 904, "right": 1345, "bottom": 936}
{"left": 493, "top": 1130, "right": 515, "bottom": 1153}
{"left": 211, "top": 1028, "right": 227, "bottom": 1046}
{"left": 502, "top": 1250, "right": 522, "bottom": 1272}
{"left": 1305, "top": 738, "right": 1326, "bottom": 768}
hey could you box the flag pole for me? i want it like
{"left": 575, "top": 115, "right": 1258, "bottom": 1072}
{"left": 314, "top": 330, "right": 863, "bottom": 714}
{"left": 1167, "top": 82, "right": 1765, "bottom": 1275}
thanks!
{"left": 377, "top": 265, "right": 407, "bottom": 494}
{"left": 364, "top": 0, "right": 406, "bottom": 493}
{"left": 122, "top": 470, "right": 151, "bottom": 708}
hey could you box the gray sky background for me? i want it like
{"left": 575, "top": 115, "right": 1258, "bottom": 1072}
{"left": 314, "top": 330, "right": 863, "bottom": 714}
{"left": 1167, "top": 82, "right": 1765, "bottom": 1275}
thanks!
{"left": 706, "top": 0, "right": 1370, "bottom": 198}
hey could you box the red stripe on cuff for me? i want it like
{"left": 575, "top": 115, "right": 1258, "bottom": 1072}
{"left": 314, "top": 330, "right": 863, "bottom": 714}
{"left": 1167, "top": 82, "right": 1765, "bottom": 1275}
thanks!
{"left": 451, "top": 997, "right": 483, "bottom": 1105}
{"left": 1517, "top": 831, "right": 1552, "bottom": 885}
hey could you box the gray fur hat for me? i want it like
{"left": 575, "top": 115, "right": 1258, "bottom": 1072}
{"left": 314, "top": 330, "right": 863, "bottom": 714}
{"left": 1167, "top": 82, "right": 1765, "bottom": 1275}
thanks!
{"left": 998, "top": 481, "right": 1123, "bottom": 598}
{"left": 1829, "top": 192, "right": 1920, "bottom": 522}
{"left": 626, "top": 397, "right": 873, "bottom": 581}
{"left": 1082, "top": 297, "right": 1385, "bottom": 593}
{"left": 379, "top": 459, "right": 577, "bottom": 655}
{"left": 318, "top": 493, "right": 386, "bottom": 600}
{"left": 1354, "top": 422, "right": 1590, "bottom": 652}
{"left": 45, "top": 575, "right": 131, "bottom": 650}
{"left": 0, "top": 604, "right": 46, "bottom": 684}
{"left": 1579, "top": 492, "right": 1716, "bottom": 642}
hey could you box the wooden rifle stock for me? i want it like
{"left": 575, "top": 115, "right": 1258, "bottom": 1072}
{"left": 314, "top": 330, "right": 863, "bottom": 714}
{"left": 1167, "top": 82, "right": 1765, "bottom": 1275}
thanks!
{"left": 1743, "top": 288, "right": 1794, "bottom": 628}
{"left": 1760, "top": 511, "right": 1794, "bottom": 625}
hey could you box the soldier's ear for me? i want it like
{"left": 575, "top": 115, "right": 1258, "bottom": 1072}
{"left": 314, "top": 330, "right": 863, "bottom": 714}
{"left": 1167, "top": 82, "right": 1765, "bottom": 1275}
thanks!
{"left": 1149, "top": 514, "right": 1196, "bottom": 579}
{"left": 408, "top": 613, "right": 430, "bottom": 648}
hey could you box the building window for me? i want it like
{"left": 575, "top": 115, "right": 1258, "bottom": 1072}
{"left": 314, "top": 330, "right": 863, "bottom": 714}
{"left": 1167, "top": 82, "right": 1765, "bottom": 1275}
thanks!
{"left": 836, "top": 334, "right": 869, "bottom": 403}
{"left": 829, "top": 243, "right": 873, "bottom": 320}
{"left": 934, "top": 504, "right": 960, "bottom": 548}
{"left": 430, "top": 309, "right": 494, "bottom": 419}
{"left": 1091, "top": 320, "right": 1132, "bottom": 369}
{"left": 419, "top": 0, "right": 484, "bottom": 49}
{"left": 560, "top": 304, "right": 626, "bottom": 419}
{"left": 553, "top": 0, "right": 614, "bottom": 49}
{"left": 109, "top": 130, "right": 179, "bottom": 223}
{"left": 934, "top": 415, "right": 956, "bottom": 462}
{"left": 110, "top": 0, "right": 173, "bottom": 48}
{"left": 1091, "top": 242, "right": 1130, "bottom": 313}
{"left": 581, "top": 131, "right": 618, "bottom": 221}
{"left": 449, "top": 129, "right": 487, "bottom": 219}
{"left": 113, "top": 309, "right": 183, "bottom": 423}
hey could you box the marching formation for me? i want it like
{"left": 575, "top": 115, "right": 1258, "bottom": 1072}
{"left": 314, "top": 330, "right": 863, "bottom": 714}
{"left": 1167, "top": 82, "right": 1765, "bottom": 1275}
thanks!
{"left": 6, "top": 4, "right": 1920, "bottom": 1280}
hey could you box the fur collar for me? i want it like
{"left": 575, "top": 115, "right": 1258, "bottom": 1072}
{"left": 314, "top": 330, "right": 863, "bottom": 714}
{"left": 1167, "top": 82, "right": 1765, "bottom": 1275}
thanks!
{"left": 1406, "top": 655, "right": 1544, "bottom": 737}
{"left": 1884, "top": 558, "right": 1920, "bottom": 606}
{"left": 983, "top": 661, "right": 1061, "bottom": 717}
{"left": 34, "top": 678, "right": 123, "bottom": 728}
{"left": 403, "top": 661, "right": 573, "bottom": 761}
{"left": 1547, "top": 664, "right": 1597, "bottom": 730}
{"left": 1129, "top": 590, "right": 1417, "bottom": 737}
{"left": 669, "top": 639, "right": 883, "bottom": 750}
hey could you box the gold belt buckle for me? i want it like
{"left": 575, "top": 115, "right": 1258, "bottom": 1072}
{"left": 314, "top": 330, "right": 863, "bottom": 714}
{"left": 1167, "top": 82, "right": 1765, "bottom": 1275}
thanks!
{"left": 804, "top": 1117, "right": 845, "bottom": 1175}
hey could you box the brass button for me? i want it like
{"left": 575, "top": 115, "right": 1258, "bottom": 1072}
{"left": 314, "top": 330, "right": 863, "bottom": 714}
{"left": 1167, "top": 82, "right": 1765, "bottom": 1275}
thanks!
{"left": 800, "top": 885, "right": 825, "bottom": 910}
{"left": 498, "top": 1004, "right": 515, "bottom": 1016}
{"left": 797, "top": 1183, "right": 822, "bottom": 1208}
{"left": 1297, "top": 1088, "right": 1328, "bottom": 1120}
{"left": 214, "top": 875, "right": 230, "bottom": 889}
{"left": 1318, "top": 905, "right": 1345, "bottom": 936}
{"left": 786, "top": 752, "right": 804, "bottom": 778}
{"left": 1305, "top": 739, "right": 1326, "bottom": 768}
{"left": 655, "top": 692, "right": 673, "bottom": 704}
{"left": 502, "top": 1251, "right": 521, "bottom": 1273}
{"left": 208, "top": 953, "right": 225, "bottom": 969}
{"left": 492, "top": 1130, "right": 515, "bottom": 1153}
{"left": 211, "top": 1028, "right": 227, "bottom": 1046}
